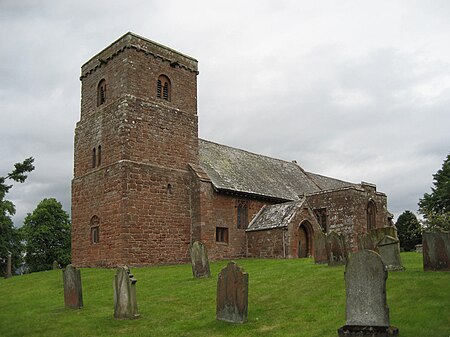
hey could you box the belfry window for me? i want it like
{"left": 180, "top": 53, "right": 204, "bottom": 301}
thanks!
{"left": 97, "top": 145, "right": 102, "bottom": 166}
{"left": 367, "top": 200, "right": 376, "bottom": 230}
{"left": 97, "top": 79, "right": 106, "bottom": 106}
{"left": 157, "top": 75, "right": 171, "bottom": 101}
{"left": 92, "top": 147, "right": 96, "bottom": 168}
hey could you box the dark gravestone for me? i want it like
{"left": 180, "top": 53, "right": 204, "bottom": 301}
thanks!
{"left": 53, "top": 261, "right": 59, "bottom": 270}
{"left": 5, "top": 254, "right": 12, "bottom": 279}
{"left": 314, "top": 231, "right": 328, "bottom": 264}
{"left": 113, "top": 266, "right": 139, "bottom": 319}
{"left": 216, "top": 261, "right": 248, "bottom": 323}
{"left": 377, "top": 236, "right": 404, "bottom": 271}
{"left": 423, "top": 229, "right": 450, "bottom": 271}
{"left": 189, "top": 241, "right": 211, "bottom": 278}
{"left": 327, "top": 231, "right": 348, "bottom": 266}
{"left": 63, "top": 265, "right": 83, "bottom": 309}
{"left": 338, "top": 250, "right": 398, "bottom": 337}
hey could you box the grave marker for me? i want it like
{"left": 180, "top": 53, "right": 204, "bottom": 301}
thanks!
{"left": 377, "top": 236, "right": 404, "bottom": 271}
{"left": 189, "top": 241, "right": 211, "bottom": 278}
{"left": 113, "top": 266, "right": 139, "bottom": 319}
{"left": 216, "top": 261, "right": 248, "bottom": 323}
{"left": 63, "top": 264, "right": 83, "bottom": 309}
{"left": 313, "top": 231, "right": 328, "bottom": 264}
{"left": 423, "top": 229, "right": 450, "bottom": 271}
{"left": 5, "top": 254, "right": 12, "bottom": 279}
{"left": 327, "top": 231, "right": 348, "bottom": 266}
{"left": 338, "top": 250, "right": 398, "bottom": 336}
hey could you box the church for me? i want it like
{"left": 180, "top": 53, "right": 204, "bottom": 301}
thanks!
{"left": 71, "top": 32, "right": 393, "bottom": 267}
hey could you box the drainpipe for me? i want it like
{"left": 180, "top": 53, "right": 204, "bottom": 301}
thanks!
{"left": 282, "top": 229, "right": 287, "bottom": 258}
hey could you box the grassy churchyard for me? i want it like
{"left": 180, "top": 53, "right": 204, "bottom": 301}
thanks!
{"left": 0, "top": 252, "right": 449, "bottom": 337}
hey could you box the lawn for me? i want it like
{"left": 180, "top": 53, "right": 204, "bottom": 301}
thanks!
{"left": 0, "top": 252, "right": 448, "bottom": 337}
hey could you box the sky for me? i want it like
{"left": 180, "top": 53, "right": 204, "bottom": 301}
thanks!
{"left": 1, "top": 0, "right": 449, "bottom": 226}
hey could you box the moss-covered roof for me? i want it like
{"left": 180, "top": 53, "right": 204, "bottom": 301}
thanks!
{"left": 246, "top": 200, "right": 304, "bottom": 231}
{"left": 198, "top": 139, "right": 356, "bottom": 200}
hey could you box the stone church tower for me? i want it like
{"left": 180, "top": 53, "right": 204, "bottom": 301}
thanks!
{"left": 71, "top": 33, "right": 199, "bottom": 266}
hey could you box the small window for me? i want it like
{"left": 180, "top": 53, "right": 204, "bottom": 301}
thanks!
{"left": 314, "top": 208, "right": 327, "bottom": 233}
{"left": 91, "top": 227, "right": 99, "bottom": 244}
{"left": 92, "top": 147, "right": 97, "bottom": 168}
{"left": 216, "top": 227, "right": 229, "bottom": 243}
{"left": 237, "top": 200, "right": 248, "bottom": 229}
{"left": 97, "top": 145, "right": 102, "bottom": 166}
{"left": 367, "top": 200, "right": 376, "bottom": 230}
{"left": 97, "top": 79, "right": 106, "bottom": 106}
{"left": 156, "top": 75, "right": 171, "bottom": 101}
{"left": 90, "top": 215, "right": 100, "bottom": 244}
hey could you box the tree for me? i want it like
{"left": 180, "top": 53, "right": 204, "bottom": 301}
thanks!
{"left": 0, "top": 157, "right": 35, "bottom": 276}
{"left": 419, "top": 153, "right": 450, "bottom": 230}
{"left": 395, "top": 210, "right": 422, "bottom": 251}
{"left": 21, "top": 198, "right": 71, "bottom": 272}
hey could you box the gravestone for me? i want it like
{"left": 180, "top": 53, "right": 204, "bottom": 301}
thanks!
{"left": 423, "top": 229, "right": 450, "bottom": 271}
{"left": 377, "top": 236, "right": 404, "bottom": 271}
{"left": 63, "top": 264, "right": 83, "bottom": 309}
{"left": 5, "top": 254, "right": 12, "bottom": 279}
{"left": 189, "top": 241, "right": 211, "bottom": 278}
{"left": 358, "top": 227, "right": 399, "bottom": 252}
{"left": 338, "top": 250, "right": 398, "bottom": 336}
{"left": 53, "top": 261, "right": 59, "bottom": 270}
{"left": 113, "top": 266, "right": 139, "bottom": 319}
{"left": 216, "top": 261, "right": 248, "bottom": 323}
{"left": 415, "top": 244, "right": 423, "bottom": 253}
{"left": 314, "top": 231, "right": 328, "bottom": 264}
{"left": 327, "top": 231, "right": 348, "bottom": 266}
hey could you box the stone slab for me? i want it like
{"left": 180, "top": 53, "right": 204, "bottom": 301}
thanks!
{"left": 189, "top": 241, "right": 211, "bottom": 278}
{"left": 63, "top": 265, "right": 83, "bottom": 309}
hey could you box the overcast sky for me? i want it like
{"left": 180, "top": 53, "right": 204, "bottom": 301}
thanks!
{"left": 1, "top": 0, "right": 449, "bottom": 226}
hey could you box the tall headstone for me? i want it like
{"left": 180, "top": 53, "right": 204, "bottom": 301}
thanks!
{"left": 314, "top": 231, "right": 328, "bottom": 264}
{"left": 338, "top": 250, "right": 399, "bottom": 336}
{"left": 377, "top": 236, "right": 404, "bottom": 271}
{"left": 189, "top": 241, "right": 211, "bottom": 278}
{"left": 216, "top": 261, "right": 248, "bottom": 323}
{"left": 423, "top": 229, "right": 450, "bottom": 271}
{"left": 5, "top": 254, "right": 12, "bottom": 279}
{"left": 63, "top": 264, "right": 83, "bottom": 309}
{"left": 327, "top": 231, "right": 348, "bottom": 266}
{"left": 113, "top": 266, "right": 139, "bottom": 319}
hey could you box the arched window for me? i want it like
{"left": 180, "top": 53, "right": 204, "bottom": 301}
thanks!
{"left": 367, "top": 200, "right": 376, "bottom": 230}
{"left": 90, "top": 215, "right": 100, "bottom": 244}
{"left": 97, "top": 79, "right": 106, "bottom": 106}
{"left": 237, "top": 200, "right": 248, "bottom": 229}
{"left": 157, "top": 75, "right": 171, "bottom": 101}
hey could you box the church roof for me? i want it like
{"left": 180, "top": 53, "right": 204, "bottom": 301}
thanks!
{"left": 198, "top": 139, "right": 356, "bottom": 200}
{"left": 246, "top": 200, "right": 305, "bottom": 231}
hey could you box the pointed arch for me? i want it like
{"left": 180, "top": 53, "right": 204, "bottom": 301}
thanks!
{"left": 367, "top": 200, "right": 377, "bottom": 230}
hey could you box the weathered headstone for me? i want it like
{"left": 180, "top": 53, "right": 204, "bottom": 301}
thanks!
{"left": 189, "top": 241, "right": 211, "bottom": 278}
{"left": 53, "top": 261, "right": 59, "bottom": 270}
{"left": 63, "top": 264, "right": 83, "bottom": 309}
{"left": 5, "top": 254, "right": 12, "bottom": 279}
{"left": 314, "top": 231, "right": 328, "bottom": 264}
{"left": 216, "top": 261, "right": 248, "bottom": 323}
{"left": 327, "top": 231, "right": 348, "bottom": 266}
{"left": 358, "top": 227, "right": 399, "bottom": 252}
{"left": 423, "top": 229, "right": 450, "bottom": 271}
{"left": 338, "top": 250, "right": 399, "bottom": 336}
{"left": 377, "top": 236, "right": 404, "bottom": 271}
{"left": 113, "top": 266, "right": 139, "bottom": 319}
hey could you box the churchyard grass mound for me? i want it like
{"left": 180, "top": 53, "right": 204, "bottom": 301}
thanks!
{"left": 0, "top": 252, "right": 448, "bottom": 337}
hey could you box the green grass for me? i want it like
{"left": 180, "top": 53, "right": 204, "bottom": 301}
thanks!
{"left": 0, "top": 253, "right": 448, "bottom": 337}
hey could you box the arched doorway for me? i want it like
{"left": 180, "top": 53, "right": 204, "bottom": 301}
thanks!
{"left": 298, "top": 221, "right": 313, "bottom": 258}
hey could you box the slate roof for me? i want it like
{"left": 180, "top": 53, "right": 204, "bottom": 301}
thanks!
{"left": 198, "top": 139, "right": 356, "bottom": 200}
{"left": 246, "top": 200, "right": 305, "bottom": 231}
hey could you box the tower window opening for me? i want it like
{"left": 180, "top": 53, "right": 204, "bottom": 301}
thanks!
{"left": 97, "top": 79, "right": 106, "bottom": 106}
{"left": 92, "top": 147, "right": 96, "bottom": 168}
{"left": 97, "top": 145, "right": 102, "bottom": 166}
{"left": 157, "top": 75, "right": 171, "bottom": 101}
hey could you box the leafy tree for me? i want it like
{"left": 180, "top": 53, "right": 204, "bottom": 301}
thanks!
{"left": 0, "top": 157, "right": 35, "bottom": 276}
{"left": 419, "top": 153, "right": 450, "bottom": 230}
{"left": 21, "top": 198, "right": 71, "bottom": 272}
{"left": 395, "top": 210, "right": 422, "bottom": 251}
